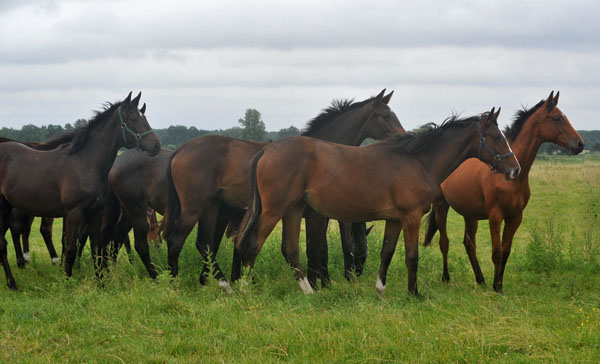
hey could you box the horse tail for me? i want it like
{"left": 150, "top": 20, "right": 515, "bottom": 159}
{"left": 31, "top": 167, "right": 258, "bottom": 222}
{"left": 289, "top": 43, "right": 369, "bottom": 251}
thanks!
{"left": 235, "top": 149, "right": 265, "bottom": 254}
{"left": 423, "top": 207, "right": 437, "bottom": 247}
{"left": 101, "top": 186, "right": 121, "bottom": 246}
{"left": 163, "top": 150, "right": 181, "bottom": 241}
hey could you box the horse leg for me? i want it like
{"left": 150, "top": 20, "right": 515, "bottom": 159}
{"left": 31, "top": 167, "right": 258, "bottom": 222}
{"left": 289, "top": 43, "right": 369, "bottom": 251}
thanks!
{"left": 488, "top": 210, "right": 505, "bottom": 293}
{"left": 196, "top": 201, "right": 228, "bottom": 288}
{"left": 64, "top": 210, "right": 84, "bottom": 277}
{"left": 463, "top": 218, "right": 484, "bottom": 284}
{"left": 9, "top": 211, "right": 25, "bottom": 268}
{"left": 281, "top": 202, "right": 312, "bottom": 293}
{"left": 375, "top": 220, "right": 402, "bottom": 295}
{"left": 20, "top": 214, "right": 34, "bottom": 264}
{"left": 86, "top": 212, "right": 107, "bottom": 278}
{"left": 304, "top": 209, "right": 329, "bottom": 288}
{"left": 339, "top": 220, "right": 354, "bottom": 281}
{"left": 351, "top": 223, "right": 370, "bottom": 277}
{"left": 402, "top": 215, "right": 422, "bottom": 296}
{"left": 130, "top": 212, "right": 158, "bottom": 280}
{"left": 496, "top": 213, "right": 522, "bottom": 293}
{"left": 40, "top": 218, "right": 59, "bottom": 264}
{"left": 0, "top": 200, "right": 17, "bottom": 289}
{"left": 167, "top": 210, "right": 199, "bottom": 278}
{"left": 108, "top": 213, "right": 131, "bottom": 262}
{"left": 433, "top": 200, "right": 451, "bottom": 282}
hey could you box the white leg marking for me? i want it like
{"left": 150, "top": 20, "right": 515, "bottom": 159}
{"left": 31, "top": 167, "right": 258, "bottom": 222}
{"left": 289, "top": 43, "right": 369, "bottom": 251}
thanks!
{"left": 376, "top": 276, "right": 386, "bottom": 295}
{"left": 218, "top": 280, "right": 233, "bottom": 294}
{"left": 23, "top": 252, "right": 31, "bottom": 262}
{"left": 51, "top": 257, "right": 60, "bottom": 265}
{"left": 298, "top": 277, "right": 314, "bottom": 294}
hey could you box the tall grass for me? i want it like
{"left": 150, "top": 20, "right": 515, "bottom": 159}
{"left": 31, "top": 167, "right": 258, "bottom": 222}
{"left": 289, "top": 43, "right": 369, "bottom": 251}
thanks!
{"left": 0, "top": 158, "right": 599, "bottom": 363}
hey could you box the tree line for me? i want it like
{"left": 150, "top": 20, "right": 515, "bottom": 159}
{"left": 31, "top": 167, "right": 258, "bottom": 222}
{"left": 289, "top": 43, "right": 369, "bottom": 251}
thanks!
{"left": 1, "top": 109, "right": 599, "bottom": 153}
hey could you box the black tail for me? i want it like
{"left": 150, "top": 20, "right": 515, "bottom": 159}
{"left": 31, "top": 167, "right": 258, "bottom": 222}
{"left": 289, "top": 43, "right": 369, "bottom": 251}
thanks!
{"left": 235, "top": 149, "right": 265, "bottom": 255}
{"left": 423, "top": 207, "right": 438, "bottom": 247}
{"left": 101, "top": 186, "right": 121, "bottom": 246}
{"left": 163, "top": 150, "right": 181, "bottom": 240}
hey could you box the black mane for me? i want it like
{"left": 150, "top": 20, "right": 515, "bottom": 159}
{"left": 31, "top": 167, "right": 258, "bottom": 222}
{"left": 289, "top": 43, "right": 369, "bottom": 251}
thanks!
{"left": 301, "top": 96, "right": 375, "bottom": 136}
{"left": 503, "top": 100, "right": 545, "bottom": 142}
{"left": 45, "top": 101, "right": 122, "bottom": 154}
{"left": 380, "top": 114, "right": 484, "bottom": 155}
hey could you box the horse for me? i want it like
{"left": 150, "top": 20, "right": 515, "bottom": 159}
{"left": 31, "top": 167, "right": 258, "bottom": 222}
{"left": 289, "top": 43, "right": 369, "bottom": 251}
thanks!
{"left": 235, "top": 108, "right": 521, "bottom": 295}
{"left": 0, "top": 92, "right": 160, "bottom": 290}
{"left": 0, "top": 136, "right": 72, "bottom": 267}
{"left": 164, "top": 89, "right": 405, "bottom": 291}
{"left": 100, "top": 148, "right": 173, "bottom": 278}
{"left": 423, "top": 91, "right": 584, "bottom": 293}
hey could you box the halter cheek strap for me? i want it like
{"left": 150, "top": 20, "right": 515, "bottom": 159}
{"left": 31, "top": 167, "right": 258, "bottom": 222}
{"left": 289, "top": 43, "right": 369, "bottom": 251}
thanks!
{"left": 477, "top": 120, "right": 514, "bottom": 171}
{"left": 118, "top": 105, "right": 155, "bottom": 151}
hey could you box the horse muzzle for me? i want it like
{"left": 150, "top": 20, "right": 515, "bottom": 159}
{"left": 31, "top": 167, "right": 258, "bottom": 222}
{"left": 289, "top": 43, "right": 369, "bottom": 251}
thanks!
{"left": 505, "top": 167, "right": 520, "bottom": 181}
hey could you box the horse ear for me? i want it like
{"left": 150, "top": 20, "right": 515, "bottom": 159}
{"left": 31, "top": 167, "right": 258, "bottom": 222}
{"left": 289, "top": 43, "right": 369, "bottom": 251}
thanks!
{"left": 375, "top": 89, "right": 386, "bottom": 102}
{"left": 553, "top": 90, "right": 560, "bottom": 105}
{"left": 366, "top": 224, "right": 374, "bottom": 236}
{"left": 381, "top": 90, "right": 394, "bottom": 105}
{"left": 124, "top": 91, "right": 132, "bottom": 105}
{"left": 140, "top": 103, "right": 146, "bottom": 115}
{"left": 494, "top": 106, "right": 501, "bottom": 121}
{"left": 485, "top": 107, "right": 496, "bottom": 125}
{"left": 546, "top": 90, "right": 556, "bottom": 111}
{"left": 132, "top": 92, "right": 142, "bottom": 107}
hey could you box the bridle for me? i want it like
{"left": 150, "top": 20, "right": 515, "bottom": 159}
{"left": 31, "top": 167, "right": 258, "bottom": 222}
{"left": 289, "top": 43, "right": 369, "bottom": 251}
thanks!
{"left": 118, "top": 105, "right": 155, "bottom": 151}
{"left": 477, "top": 118, "right": 514, "bottom": 172}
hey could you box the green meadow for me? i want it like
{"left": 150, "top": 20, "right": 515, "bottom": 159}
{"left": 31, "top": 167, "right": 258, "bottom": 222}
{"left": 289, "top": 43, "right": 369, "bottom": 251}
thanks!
{"left": 1, "top": 155, "right": 599, "bottom": 363}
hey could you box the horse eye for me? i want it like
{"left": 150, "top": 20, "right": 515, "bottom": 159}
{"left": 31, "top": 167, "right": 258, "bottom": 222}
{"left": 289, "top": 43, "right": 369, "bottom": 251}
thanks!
{"left": 552, "top": 116, "right": 562, "bottom": 122}
{"left": 493, "top": 135, "right": 501, "bottom": 141}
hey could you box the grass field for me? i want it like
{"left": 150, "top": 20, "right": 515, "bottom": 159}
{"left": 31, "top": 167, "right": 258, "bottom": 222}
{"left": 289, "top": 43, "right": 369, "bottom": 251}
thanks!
{"left": 1, "top": 155, "right": 599, "bottom": 363}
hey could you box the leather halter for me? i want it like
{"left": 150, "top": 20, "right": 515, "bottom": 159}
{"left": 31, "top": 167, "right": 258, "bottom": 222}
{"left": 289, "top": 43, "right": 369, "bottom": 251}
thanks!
{"left": 477, "top": 118, "right": 514, "bottom": 171}
{"left": 118, "top": 105, "right": 155, "bottom": 151}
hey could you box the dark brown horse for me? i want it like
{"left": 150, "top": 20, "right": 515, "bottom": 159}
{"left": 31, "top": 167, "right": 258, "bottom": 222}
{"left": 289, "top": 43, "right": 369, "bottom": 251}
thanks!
{"left": 0, "top": 92, "right": 160, "bottom": 289}
{"left": 0, "top": 137, "right": 70, "bottom": 267}
{"left": 101, "top": 148, "right": 173, "bottom": 278}
{"left": 423, "top": 91, "right": 584, "bottom": 293}
{"left": 164, "top": 90, "right": 405, "bottom": 291}
{"left": 235, "top": 108, "right": 521, "bottom": 295}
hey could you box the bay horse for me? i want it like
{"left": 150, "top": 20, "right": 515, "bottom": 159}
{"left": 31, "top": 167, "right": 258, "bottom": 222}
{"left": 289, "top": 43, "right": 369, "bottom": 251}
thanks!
{"left": 100, "top": 148, "right": 173, "bottom": 278}
{"left": 0, "top": 92, "right": 160, "bottom": 290}
{"left": 423, "top": 91, "right": 584, "bottom": 293}
{"left": 164, "top": 90, "right": 405, "bottom": 291}
{"left": 235, "top": 108, "right": 521, "bottom": 295}
{"left": 0, "top": 136, "right": 72, "bottom": 267}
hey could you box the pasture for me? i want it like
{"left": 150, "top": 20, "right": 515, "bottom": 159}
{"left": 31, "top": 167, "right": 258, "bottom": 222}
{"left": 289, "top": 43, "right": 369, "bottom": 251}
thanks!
{"left": 1, "top": 155, "right": 599, "bottom": 363}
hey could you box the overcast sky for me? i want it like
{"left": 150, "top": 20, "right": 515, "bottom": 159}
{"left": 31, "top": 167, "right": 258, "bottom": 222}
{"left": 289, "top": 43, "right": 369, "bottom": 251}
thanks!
{"left": 0, "top": 0, "right": 598, "bottom": 132}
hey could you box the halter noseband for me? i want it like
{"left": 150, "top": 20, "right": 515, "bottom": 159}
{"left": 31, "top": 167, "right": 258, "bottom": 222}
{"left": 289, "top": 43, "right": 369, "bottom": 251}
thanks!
{"left": 118, "top": 105, "right": 155, "bottom": 151}
{"left": 477, "top": 119, "right": 514, "bottom": 172}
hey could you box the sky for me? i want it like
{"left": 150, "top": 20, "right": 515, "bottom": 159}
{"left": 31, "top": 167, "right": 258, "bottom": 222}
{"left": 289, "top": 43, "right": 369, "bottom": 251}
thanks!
{"left": 0, "top": 0, "right": 598, "bottom": 132}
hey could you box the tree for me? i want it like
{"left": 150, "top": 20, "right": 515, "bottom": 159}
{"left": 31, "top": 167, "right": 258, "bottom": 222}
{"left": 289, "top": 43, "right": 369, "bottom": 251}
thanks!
{"left": 277, "top": 126, "right": 300, "bottom": 139}
{"left": 238, "top": 109, "right": 266, "bottom": 142}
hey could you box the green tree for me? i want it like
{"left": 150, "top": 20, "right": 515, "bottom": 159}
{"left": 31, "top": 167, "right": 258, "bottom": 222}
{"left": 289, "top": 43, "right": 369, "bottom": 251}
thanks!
{"left": 277, "top": 126, "right": 300, "bottom": 139}
{"left": 238, "top": 109, "right": 266, "bottom": 142}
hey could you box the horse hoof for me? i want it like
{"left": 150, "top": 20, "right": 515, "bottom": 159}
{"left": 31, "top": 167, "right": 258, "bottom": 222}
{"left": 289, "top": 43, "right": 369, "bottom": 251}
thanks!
{"left": 7, "top": 279, "right": 17, "bottom": 290}
{"left": 476, "top": 277, "right": 486, "bottom": 285}
{"left": 219, "top": 280, "right": 233, "bottom": 294}
{"left": 442, "top": 274, "right": 450, "bottom": 283}
{"left": 23, "top": 252, "right": 31, "bottom": 263}
{"left": 298, "top": 277, "right": 314, "bottom": 294}
{"left": 17, "top": 259, "right": 26, "bottom": 269}
{"left": 375, "top": 277, "right": 386, "bottom": 296}
{"left": 51, "top": 257, "right": 60, "bottom": 265}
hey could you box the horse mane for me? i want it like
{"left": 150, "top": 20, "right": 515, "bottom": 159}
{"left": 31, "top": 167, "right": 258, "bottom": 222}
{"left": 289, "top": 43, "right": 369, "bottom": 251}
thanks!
{"left": 45, "top": 101, "right": 123, "bottom": 154}
{"left": 503, "top": 100, "right": 545, "bottom": 142}
{"left": 301, "top": 96, "right": 375, "bottom": 136}
{"left": 380, "top": 114, "right": 485, "bottom": 155}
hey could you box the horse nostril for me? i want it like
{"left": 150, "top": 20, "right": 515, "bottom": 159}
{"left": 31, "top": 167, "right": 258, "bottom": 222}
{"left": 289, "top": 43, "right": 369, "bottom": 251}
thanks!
{"left": 578, "top": 140, "right": 584, "bottom": 149}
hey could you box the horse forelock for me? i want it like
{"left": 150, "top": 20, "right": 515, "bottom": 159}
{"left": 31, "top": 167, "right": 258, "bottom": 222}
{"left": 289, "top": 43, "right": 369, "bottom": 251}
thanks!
{"left": 503, "top": 99, "right": 546, "bottom": 142}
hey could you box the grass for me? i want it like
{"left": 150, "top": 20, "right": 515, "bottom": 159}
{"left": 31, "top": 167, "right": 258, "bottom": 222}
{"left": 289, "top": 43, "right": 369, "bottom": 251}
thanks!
{"left": 1, "top": 157, "right": 599, "bottom": 363}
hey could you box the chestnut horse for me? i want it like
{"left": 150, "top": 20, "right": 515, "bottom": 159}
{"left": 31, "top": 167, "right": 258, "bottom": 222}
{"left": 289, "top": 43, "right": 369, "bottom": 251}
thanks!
{"left": 423, "top": 91, "right": 584, "bottom": 293}
{"left": 0, "top": 92, "right": 160, "bottom": 289}
{"left": 235, "top": 109, "right": 521, "bottom": 295}
{"left": 164, "top": 90, "right": 405, "bottom": 291}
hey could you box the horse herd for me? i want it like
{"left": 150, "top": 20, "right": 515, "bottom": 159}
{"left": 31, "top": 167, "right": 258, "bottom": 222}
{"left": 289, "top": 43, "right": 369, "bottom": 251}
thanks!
{"left": 0, "top": 90, "right": 584, "bottom": 296}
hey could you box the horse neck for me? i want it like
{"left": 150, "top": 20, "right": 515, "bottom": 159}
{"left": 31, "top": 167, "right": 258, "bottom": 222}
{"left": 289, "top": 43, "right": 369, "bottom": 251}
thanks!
{"left": 508, "top": 118, "right": 545, "bottom": 179}
{"left": 78, "top": 115, "right": 123, "bottom": 179}
{"left": 413, "top": 126, "right": 478, "bottom": 186}
{"left": 304, "top": 108, "right": 368, "bottom": 146}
